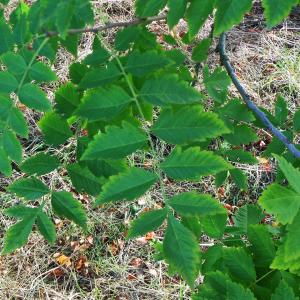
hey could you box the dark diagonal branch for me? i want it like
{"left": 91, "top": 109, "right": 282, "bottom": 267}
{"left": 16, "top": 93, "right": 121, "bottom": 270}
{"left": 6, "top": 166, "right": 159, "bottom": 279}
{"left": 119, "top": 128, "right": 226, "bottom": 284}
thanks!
{"left": 218, "top": 32, "right": 300, "bottom": 159}
{"left": 45, "top": 14, "right": 167, "bottom": 37}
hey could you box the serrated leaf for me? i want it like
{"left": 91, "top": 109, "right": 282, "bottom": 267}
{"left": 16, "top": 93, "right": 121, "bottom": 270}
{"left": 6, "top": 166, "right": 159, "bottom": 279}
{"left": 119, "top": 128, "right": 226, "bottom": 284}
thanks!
{"left": 3, "top": 130, "right": 22, "bottom": 163}
{"left": 168, "top": 192, "right": 226, "bottom": 217}
{"left": 224, "top": 149, "right": 258, "bottom": 164}
{"left": 82, "top": 122, "right": 147, "bottom": 160}
{"left": 2, "top": 213, "right": 37, "bottom": 254}
{"left": 152, "top": 106, "right": 229, "bottom": 144}
{"left": 29, "top": 62, "right": 57, "bottom": 82}
{"left": 83, "top": 47, "right": 110, "bottom": 66}
{"left": 161, "top": 147, "right": 232, "bottom": 180}
{"left": 271, "top": 280, "right": 298, "bottom": 300}
{"left": 293, "top": 109, "right": 300, "bottom": 132}
{"left": 224, "top": 124, "right": 258, "bottom": 146}
{"left": 20, "top": 153, "right": 60, "bottom": 176}
{"left": 285, "top": 210, "right": 300, "bottom": 264}
{"left": 226, "top": 279, "right": 256, "bottom": 300}
{"left": 115, "top": 26, "right": 141, "bottom": 51}
{"left": 67, "top": 163, "right": 102, "bottom": 196}
{"left": 55, "top": 82, "right": 80, "bottom": 118}
{"left": 55, "top": 0, "right": 74, "bottom": 39}
{"left": 0, "top": 71, "right": 18, "bottom": 93}
{"left": 0, "top": 18, "right": 14, "bottom": 54}
{"left": 127, "top": 208, "right": 168, "bottom": 239}
{"left": 223, "top": 247, "right": 256, "bottom": 283}
{"left": 1, "top": 52, "right": 27, "bottom": 75}
{"left": 38, "top": 112, "right": 73, "bottom": 146}
{"left": 259, "top": 183, "right": 300, "bottom": 225}
{"left": 220, "top": 98, "right": 255, "bottom": 122}
{"left": 274, "top": 155, "right": 300, "bottom": 194}
{"left": 167, "top": 0, "right": 187, "bottom": 29}
{"left": 214, "top": 0, "right": 253, "bottom": 36}
{"left": 79, "top": 62, "right": 122, "bottom": 89}
{"left": 125, "top": 51, "right": 171, "bottom": 77}
{"left": 163, "top": 215, "right": 201, "bottom": 287}
{"left": 203, "top": 66, "right": 231, "bottom": 104}
{"left": 192, "top": 38, "right": 211, "bottom": 62}
{"left": 19, "top": 83, "right": 51, "bottom": 112}
{"left": 200, "top": 212, "right": 227, "bottom": 238}
{"left": 8, "top": 177, "right": 50, "bottom": 200}
{"left": 262, "top": 0, "right": 299, "bottom": 28}
{"left": 0, "top": 147, "right": 12, "bottom": 176}
{"left": 76, "top": 86, "right": 133, "bottom": 122}
{"left": 248, "top": 224, "right": 276, "bottom": 268}
{"left": 230, "top": 168, "right": 248, "bottom": 191}
{"left": 233, "top": 204, "right": 264, "bottom": 233}
{"left": 51, "top": 191, "right": 87, "bottom": 229}
{"left": 275, "top": 95, "right": 288, "bottom": 124}
{"left": 37, "top": 211, "right": 56, "bottom": 245}
{"left": 4, "top": 205, "right": 38, "bottom": 219}
{"left": 95, "top": 167, "right": 158, "bottom": 205}
{"left": 135, "top": 0, "right": 167, "bottom": 17}
{"left": 69, "top": 62, "right": 89, "bottom": 84}
{"left": 186, "top": 0, "right": 215, "bottom": 38}
{"left": 140, "top": 75, "right": 203, "bottom": 106}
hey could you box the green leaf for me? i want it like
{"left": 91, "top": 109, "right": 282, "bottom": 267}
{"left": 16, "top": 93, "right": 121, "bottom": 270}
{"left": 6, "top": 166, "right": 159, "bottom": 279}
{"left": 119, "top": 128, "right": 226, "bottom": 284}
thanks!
{"left": 67, "top": 163, "right": 103, "bottom": 196}
{"left": 259, "top": 183, "right": 300, "bottom": 225}
{"left": 0, "top": 71, "right": 18, "bottom": 93}
{"left": 76, "top": 86, "right": 133, "bottom": 122}
{"left": 192, "top": 38, "right": 211, "bottom": 62}
{"left": 220, "top": 98, "right": 255, "bottom": 122}
{"left": 285, "top": 210, "right": 300, "bottom": 264}
{"left": 3, "top": 130, "right": 22, "bottom": 163}
{"left": 168, "top": 192, "right": 226, "bottom": 217}
{"left": 0, "top": 147, "right": 12, "bottom": 176}
{"left": 140, "top": 75, "right": 203, "bottom": 106}
{"left": 95, "top": 167, "right": 158, "bottom": 205}
{"left": 271, "top": 280, "right": 298, "bottom": 300}
{"left": 230, "top": 168, "right": 248, "bottom": 191}
{"left": 223, "top": 247, "right": 256, "bottom": 283}
{"left": 38, "top": 112, "right": 73, "bottom": 146}
{"left": 55, "top": 0, "right": 74, "bottom": 38}
{"left": 19, "top": 83, "right": 51, "bottom": 112}
{"left": 248, "top": 224, "right": 276, "bottom": 268}
{"left": 1, "top": 52, "right": 27, "bottom": 75}
{"left": 275, "top": 96, "right": 288, "bottom": 124}
{"left": 37, "top": 211, "right": 56, "bottom": 245}
{"left": 83, "top": 47, "right": 110, "bottom": 66}
{"left": 293, "top": 109, "right": 300, "bottom": 132}
{"left": 82, "top": 122, "right": 148, "bottom": 160}
{"left": 115, "top": 26, "right": 141, "bottom": 51}
{"left": 161, "top": 147, "right": 232, "bottom": 180}
{"left": 2, "top": 213, "right": 37, "bottom": 254}
{"left": 69, "top": 62, "right": 89, "bottom": 84}
{"left": 224, "top": 149, "right": 258, "bottom": 164}
{"left": 79, "top": 62, "right": 122, "bottom": 89}
{"left": 233, "top": 204, "right": 264, "bottom": 233}
{"left": 214, "top": 0, "right": 253, "bottom": 36}
{"left": 29, "top": 62, "right": 57, "bottom": 82}
{"left": 186, "top": 0, "right": 215, "bottom": 38}
{"left": 167, "top": 0, "right": 187, "bottom": 29}
{"left": 215, "top": 171, "right": 228, "bottom": 188}
{"left": 152, "top": 106, "right": 230, "bottom": 144}
{"left": 135, "top": 0, "right": 167, "bottom": 17}
{"left": 4, "top": 205, "right": 38, "bottom": 219}
{"left": 8, "top": 177, "right": 50, "bottom": 200}
{"left": 224, "top": 124, "right": 258, "bottom": 146}
{"left": 127, "top": 208, "right": 168, "bottom": 239}
{"left": 0, "top": 18, "right": 14, "bottom": 54}
{"left": 262, "top": 0, "right": 299, "bottom": 28}
{"left": 203, "top": 66, "right": 231, "bottom": 104}
{"left": 163, "top": 215, "right": 201, "bottom": 287}
{"left": 51, "top": 191, "right": 87, "bottom": 229}
{"left": 55, "top": 82, "right": 80, "bottom": 118}
{"left": 20, "top": 153, "right": 60, "bottom": 176}
{"left": 226, "top": 279, "right": 256, "bottom": 300}
{"left": 200, "top": 212, "right": 227, "bottom": 238}
{"left": 125, "top": 51, "right": 171, "bottom": 77}
{"left": 274, "top": 155, "right": 300, "bottom": 194}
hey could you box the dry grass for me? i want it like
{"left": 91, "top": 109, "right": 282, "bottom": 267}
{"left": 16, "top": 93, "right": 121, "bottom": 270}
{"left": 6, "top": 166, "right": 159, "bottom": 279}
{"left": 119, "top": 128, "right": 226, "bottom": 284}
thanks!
{"left": 0, "top": 1, "right": 299, "bottom": 299}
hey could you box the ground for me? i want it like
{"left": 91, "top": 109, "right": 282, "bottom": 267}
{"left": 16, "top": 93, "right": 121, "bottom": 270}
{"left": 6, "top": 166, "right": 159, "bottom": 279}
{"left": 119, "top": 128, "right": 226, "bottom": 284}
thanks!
{"left": 0, "top": 1, "right": 299, "bottom": 299}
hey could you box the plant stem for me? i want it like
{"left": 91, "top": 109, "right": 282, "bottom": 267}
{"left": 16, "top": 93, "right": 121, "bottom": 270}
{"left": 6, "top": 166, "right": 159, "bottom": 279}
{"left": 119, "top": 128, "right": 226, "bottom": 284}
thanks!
{"left": 255, "top": 269, "right": 275, "bottom": 284}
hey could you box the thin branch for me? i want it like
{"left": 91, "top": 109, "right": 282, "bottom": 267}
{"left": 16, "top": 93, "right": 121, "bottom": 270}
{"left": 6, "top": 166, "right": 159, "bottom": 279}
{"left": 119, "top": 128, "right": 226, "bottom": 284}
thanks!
{"left": 218, "top": 32, "right": 300, "bottom": 159}
{"left": 45, "top": 14, "right": 167, "bottom": 37}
